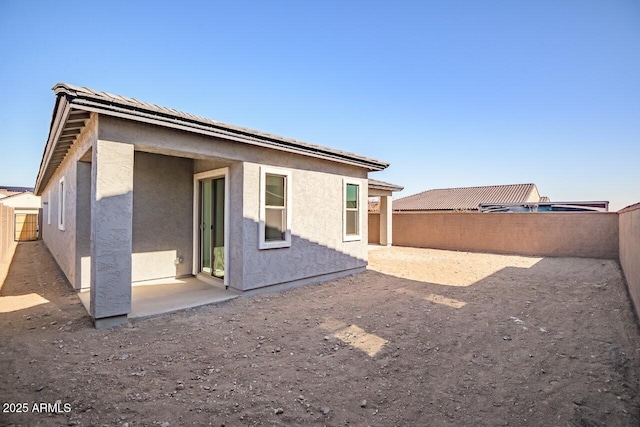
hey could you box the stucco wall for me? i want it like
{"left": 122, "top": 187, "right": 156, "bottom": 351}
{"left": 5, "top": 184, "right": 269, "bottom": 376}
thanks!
{"left": 228, "top": 162, "right": 245, "bottom": 290}
{"left": 0, "top": 193, "right": 41, "bottom": 209}
{"left": 99, "top": 116, "right": 370, "bottom": 291}
{"left": 98, "top": 116, "right": 368, "bottom": 178}
{"left": 41, "top": 114, "right": 98, "bottom": 287}
{"left": 619, "top": 203, "right": 640, "bottom": 316}
{"left": 240, "top": 161, "right": 368, "bottom": 291}
{"left": 75, "top": 161, "right": 91, "bottom": 289}
{"left": 132, "top": 152, "right": 194, "bottom": 282}
{"left": 528, "top": 187, "right": 541, "bottom": 202}
{"left": 375, "top": 212, "right": 619, "bottom": 259}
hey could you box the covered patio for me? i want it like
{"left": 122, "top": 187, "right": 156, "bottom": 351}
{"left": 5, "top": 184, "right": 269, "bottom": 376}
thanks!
{"left": 77, "top": 276, "right": 238, "bottom": 320}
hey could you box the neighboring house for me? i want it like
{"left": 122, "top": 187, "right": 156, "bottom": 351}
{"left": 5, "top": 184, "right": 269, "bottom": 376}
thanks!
{"left": 0, "top": 186, "right": 33, "bottom": 199}
{"left": 394, "top": 183, "right": 545, "bottom": 212}
{"left": 368, "top": 179, "right": 404, "bottom": 213}
{"left": 479, "top": 201, "right": 609, "bottom": 213}
{"left": 34, "top": 83, "right": 399, "bottom": 328}
{"left": 0, "top": 192, "right": 41, "bottom": 241}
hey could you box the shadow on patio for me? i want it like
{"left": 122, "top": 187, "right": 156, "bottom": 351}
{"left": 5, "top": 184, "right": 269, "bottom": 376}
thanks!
{"left": 0, "top": 241, "right": 237, "bottom": 327}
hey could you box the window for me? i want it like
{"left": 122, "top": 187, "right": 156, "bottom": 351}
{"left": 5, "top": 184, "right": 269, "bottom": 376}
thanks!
{"left": 343, "top": 179, "right": 361, "bottom": 241}
{"left": 58, "top": 177, "right": 65, "bottom": 231}
{"left": 259, "top": 166, "right": 291, "bottom": 249}
{"left": 47, "top": 191, "right": 51, "bottom": 225}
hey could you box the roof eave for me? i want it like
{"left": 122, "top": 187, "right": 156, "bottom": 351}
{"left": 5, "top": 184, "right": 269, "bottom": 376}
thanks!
{"left": 76, "top": 100, "right": 388, "bottom": 171}
{"left": 34, "top": 94, "right": 72, "bottom": 195}
{"left": 49, "top": 83, "right": 390, "bottom": 172}
{"left": 35, "top": 83, "right": 390, "bottom": 194}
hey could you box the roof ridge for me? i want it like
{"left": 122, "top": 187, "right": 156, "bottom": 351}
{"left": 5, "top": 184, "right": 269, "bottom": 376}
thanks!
{"left": 393, "top": 183, "right": 540, "bottom": 211}
{"left": 434, "top": 183, "right": 534, "bottom": 191}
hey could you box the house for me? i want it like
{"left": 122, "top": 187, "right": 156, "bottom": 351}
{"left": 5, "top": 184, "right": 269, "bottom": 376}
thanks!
{"left": 393, "top": 183, "right": 547, "bottom": 212}
{"left": 34, "top": 83, "right": 400, "bottom": 328}
{"left": 479, "top": 201, "right": 609, "bottom": 213}
{"left": 0, "top": 186, "right": 33, "bottom": 199}
{"left": 0, "top": 191, "right": 41, "bottom": 241}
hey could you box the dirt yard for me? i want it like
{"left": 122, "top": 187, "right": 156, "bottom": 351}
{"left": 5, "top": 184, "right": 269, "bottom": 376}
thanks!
{"left": 1, "top": 242, "right": 639, "bottom": 426}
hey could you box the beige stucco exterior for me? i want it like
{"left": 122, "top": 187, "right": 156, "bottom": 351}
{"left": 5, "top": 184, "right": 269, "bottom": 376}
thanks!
{"left": 527, "top": 186, "right": 541, "bottom": 203}
{"left": 0, "top": 193, "right": 41, "bottom": 212}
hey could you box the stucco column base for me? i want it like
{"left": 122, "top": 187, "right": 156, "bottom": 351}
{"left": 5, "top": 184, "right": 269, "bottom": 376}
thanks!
{"left": 380, "top": 195, "right": 393, "bottom": 246}
{"left": 94, "top": 314, "right": 128, "bottom": 329}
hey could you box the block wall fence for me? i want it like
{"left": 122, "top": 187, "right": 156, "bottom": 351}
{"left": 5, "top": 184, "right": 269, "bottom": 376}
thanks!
{"left": 369, "top": 209, "right": 639, "bottom": 317}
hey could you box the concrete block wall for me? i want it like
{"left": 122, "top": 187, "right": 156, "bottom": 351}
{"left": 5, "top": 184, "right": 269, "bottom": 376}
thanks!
{"left": 619, "top": 203, "right": 640, "bottom": 316}
{"left": 369, "top": 211, "right": 619, "bottom": 259}
{"left": 368, "top": 211, "right": 380, "bottom": 244}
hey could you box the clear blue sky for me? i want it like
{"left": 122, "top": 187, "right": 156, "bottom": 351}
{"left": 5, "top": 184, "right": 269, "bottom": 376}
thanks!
{"left": 1, "top": 0, "right": 638, "bottom": 210}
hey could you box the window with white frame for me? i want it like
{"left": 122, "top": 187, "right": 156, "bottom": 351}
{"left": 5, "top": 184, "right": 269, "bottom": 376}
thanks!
{"left": 58, "top": 177, "right": 65, "bottom": 231}
{"left": 343, "top": 179, "right": 361, "bottom": 241}
{"left": 47, "top": 191, "right": 51, "bottom": 225}
{"left": 259, "top": 166, "right": 291, "bottom": 249}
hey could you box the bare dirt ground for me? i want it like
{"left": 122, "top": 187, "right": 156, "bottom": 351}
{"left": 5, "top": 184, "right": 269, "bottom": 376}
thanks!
{"left": 1, "top": 241, "right": 639, "bottom": 426}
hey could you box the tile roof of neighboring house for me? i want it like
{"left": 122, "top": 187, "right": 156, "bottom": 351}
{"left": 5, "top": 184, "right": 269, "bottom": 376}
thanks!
{"left": 394, "top": 183, "right": 540, "bottom": 211}
{"left": 36, "top": 83, "right": 390, "bottom": 193}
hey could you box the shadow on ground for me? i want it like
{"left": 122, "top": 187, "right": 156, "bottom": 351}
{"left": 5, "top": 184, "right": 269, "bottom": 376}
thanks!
{"left": 0, "top": 243, "right": 639, "bottom": 426}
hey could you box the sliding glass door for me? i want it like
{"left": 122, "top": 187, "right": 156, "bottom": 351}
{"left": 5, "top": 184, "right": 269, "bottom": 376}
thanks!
{"left": 200, "top": 177, "right": 225, "bottom": 279}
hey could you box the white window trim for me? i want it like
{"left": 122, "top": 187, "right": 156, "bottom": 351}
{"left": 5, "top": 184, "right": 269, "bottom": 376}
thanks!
{"left": 259, "top": 166, "right": 292, "bottom": 250}
{"left": 47, "top": 191, "right": 51, "bottom": 225}
{"left": 343, "top": 178, "right": 362, "bottom": 242}
{"left": 58, "top": 177, "right": 65, "bottom": 231}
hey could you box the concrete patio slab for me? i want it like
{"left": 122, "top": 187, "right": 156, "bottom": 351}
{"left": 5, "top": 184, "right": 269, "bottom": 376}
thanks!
{"left": 77, "top": 276, "right": 238, "bottom": 319}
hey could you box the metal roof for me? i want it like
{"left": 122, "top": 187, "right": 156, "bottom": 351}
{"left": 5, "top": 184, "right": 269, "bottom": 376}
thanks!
{"left": 368, "top": 178, "right": 404, "bottom": 192}
{"left": 394, "top": 183, "right": 539, "bottom": 211}
{"left": 35, "top": 83, "right": 390, "bottom": 193}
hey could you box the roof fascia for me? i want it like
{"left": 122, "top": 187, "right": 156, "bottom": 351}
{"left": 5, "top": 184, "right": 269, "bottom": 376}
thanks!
{"left": 34, "top": 96, "right": 72, "bottom": 195}
{"left": 71, "top": 99, "right": 386, "bottom": 171}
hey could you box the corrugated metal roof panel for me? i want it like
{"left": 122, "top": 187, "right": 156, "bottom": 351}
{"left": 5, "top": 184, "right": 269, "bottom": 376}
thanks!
{"left": 394, "top": 183, "right": 539, "bottom": 211}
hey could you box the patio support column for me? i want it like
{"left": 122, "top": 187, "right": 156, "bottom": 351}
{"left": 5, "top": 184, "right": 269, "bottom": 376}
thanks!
{"left": 380, "top": 195, "right": 393, "bottom": 246}
{"left": 89, "top": 139, "right": 134, "bottom": 328}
